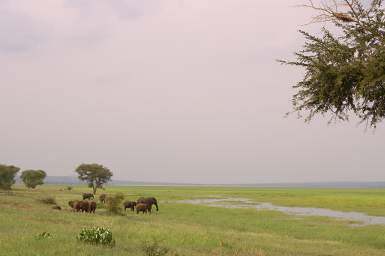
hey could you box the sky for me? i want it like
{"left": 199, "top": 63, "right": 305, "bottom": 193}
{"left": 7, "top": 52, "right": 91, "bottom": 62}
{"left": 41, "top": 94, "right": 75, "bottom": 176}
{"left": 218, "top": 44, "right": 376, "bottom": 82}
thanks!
{"left": 1, "top": 0, "right": 384, "bottom": 184}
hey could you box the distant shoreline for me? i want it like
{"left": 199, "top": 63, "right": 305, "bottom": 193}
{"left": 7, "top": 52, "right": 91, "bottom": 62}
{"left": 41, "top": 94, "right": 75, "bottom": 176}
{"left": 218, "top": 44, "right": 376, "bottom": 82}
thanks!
{"left": 17, "top": 176, "right": 385, "bottom": 188}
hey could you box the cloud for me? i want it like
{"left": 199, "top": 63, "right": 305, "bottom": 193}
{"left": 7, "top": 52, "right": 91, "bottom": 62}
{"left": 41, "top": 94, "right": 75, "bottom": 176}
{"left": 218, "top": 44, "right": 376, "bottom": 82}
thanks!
{"left": 65, "top": 0, "right": 160, "bottom": 19}
{"left": 0, "top": 10, "right": 47, "bottom": 53}
{"left": 0, "top": 0, "right": 161, "bottom": 54}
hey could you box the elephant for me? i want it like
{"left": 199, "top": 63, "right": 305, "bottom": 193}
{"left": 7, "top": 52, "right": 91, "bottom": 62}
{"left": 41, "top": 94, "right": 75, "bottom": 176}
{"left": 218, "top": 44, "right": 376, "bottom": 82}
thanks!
{"left": 82, "top": 193, "right": 94, "bottom": 200}
{"left": 74, "top": 200, "right": 90, "bottom": 212}
{"left": 89, "top": 201, "right": 97, "bottom": 213}
{"left": 123, "top": 201, "right": 137, "bottom": 211}
{"left": 136, "top": 203, "right": 151, "bottom": 214}
{"left": 137, "top": 197, "right": 159, "bottom": 211}
{"left": 68, "top": 200, "right": 79, "bottom": 211}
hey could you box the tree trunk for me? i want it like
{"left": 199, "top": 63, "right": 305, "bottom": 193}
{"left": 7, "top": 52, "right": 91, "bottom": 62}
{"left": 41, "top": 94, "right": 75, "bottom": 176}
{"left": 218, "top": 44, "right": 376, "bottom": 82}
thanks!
{"left": 92, "top": 184, "right": 97, "bottom": 195}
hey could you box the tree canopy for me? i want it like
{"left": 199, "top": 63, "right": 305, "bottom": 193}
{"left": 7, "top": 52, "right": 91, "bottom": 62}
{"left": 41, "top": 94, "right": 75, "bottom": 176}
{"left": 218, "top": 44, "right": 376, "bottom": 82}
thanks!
{"left": 0, "top": 164, "right": 20, "bottom": 190}
{"left": 282, "top": 0, "right": 385, "bottom": 127}
{"left": 20, "top": 170, "right": 47, "bottom": 189}
{"left": 75, "top": 163, "right": 113, "bottom": 194}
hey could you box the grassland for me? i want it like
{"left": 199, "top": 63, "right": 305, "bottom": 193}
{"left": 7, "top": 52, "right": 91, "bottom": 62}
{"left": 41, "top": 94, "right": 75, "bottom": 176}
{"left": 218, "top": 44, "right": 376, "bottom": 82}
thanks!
{"left": 0, "top": 185, "right": 385, "bottom": 256}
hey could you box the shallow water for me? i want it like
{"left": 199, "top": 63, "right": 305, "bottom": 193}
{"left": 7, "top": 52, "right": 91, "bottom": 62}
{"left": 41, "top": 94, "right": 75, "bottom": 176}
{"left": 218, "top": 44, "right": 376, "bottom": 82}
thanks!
{"left": 178, "top": 198, "right": 385, "bottom": 226}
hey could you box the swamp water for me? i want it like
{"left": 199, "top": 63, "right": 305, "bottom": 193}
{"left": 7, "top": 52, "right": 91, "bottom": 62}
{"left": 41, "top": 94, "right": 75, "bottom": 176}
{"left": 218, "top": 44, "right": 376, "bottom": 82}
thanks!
{"left": 178, "top": 198, "right": 385, "bottom": 226}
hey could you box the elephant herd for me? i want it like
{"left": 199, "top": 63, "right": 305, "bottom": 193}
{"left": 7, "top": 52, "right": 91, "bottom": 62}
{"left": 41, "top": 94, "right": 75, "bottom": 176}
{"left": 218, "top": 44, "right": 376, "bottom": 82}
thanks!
{"left": 68, "top": 199, "right": 96, "bottom": 213}
{"left": 124, "top": 197, "right": 159, "bottom": 214}
{"left": 68, "top": 193, "right": 159, "bottom": 214}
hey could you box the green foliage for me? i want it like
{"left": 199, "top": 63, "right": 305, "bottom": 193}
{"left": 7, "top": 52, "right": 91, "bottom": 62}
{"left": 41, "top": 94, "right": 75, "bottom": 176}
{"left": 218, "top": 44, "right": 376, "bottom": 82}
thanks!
{"left": 142, "top": 239, "right": 170, "bottom": 256}
{"left": 105, "top": 193, "right": 125, "bottom": 215}
{"left": 66, "top": 186, "right": 73, "bottom": 191}
{"left": 20, "top": 170, "right": 46, "bottom": 189}
{"left": 75, "top": 163, "right": 113, "bottom": 194}
{"left": 99, "top": 193, "right": 107, "bottom": 203}
{"left": 36, "top": 232, "right": 52, "bottom": 240}
{"left": 77, "top": 227, "right": 115, "bottom": 247}
{"left": 0, "top": 164, "right": 20, "bottom": 190}
{"left": 283, "top": 1, "right": 385, "bottom": 127}
{"left": 38, "top": 196, "right": 57, "bottom": 205}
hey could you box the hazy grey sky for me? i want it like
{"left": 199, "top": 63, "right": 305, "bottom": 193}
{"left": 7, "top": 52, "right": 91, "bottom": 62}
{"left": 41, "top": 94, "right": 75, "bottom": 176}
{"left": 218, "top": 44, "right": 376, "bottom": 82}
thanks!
{"left": 1, "top": 0, "right": 384, "bottom": 184}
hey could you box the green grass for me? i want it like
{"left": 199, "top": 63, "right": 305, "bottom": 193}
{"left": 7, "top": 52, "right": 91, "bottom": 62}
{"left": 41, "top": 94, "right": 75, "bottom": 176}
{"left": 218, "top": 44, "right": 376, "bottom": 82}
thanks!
{"left": 0, "top": 185, "right": 385, "bottom": 256}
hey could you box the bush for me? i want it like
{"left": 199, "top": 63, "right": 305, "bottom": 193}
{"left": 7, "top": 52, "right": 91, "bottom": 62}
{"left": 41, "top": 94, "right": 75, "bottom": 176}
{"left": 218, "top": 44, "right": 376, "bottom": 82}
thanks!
{"left": 105, "top": 193, "right": 124, "bottom": 215}
{"left": 38, "top": 196, "right": 57, "bottom": 205}
{"left": 142, "top": 240, "right": 170, "bottom": 256}
{"left": 36, "top": 232, "right": 52, "bottom": 240}
{"left": 77, "top": 227, "right": 115, "bottom": 246}
{"left": 66, "top": 186, "right": 73, "bottom": 191}
{"left": 99, "top": 193, "right": 107, "bottom": 203}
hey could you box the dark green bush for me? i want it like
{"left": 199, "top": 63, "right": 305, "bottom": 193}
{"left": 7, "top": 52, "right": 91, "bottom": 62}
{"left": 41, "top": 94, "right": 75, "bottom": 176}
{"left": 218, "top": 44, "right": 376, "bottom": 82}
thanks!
{"left": 77, "top": 227, "right": 115, "bottom": 246}
{"left": 106, "top": 193, "right": 124, "bottom": 215}
{"left": 142, "top": 240, "right": 170, "bottom": 256}
{"left": 66, "top": 186, "right": 73, "bottom": 191}
{"left": 38, "top": 196, "right": 57, "bottom": 205}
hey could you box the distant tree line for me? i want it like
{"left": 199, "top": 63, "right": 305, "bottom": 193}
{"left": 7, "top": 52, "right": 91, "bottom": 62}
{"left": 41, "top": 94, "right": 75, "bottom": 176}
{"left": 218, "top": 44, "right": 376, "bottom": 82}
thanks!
{"left": 0, "top": 163, "right": 113, "bottom": 194}
{"left": 0, "top": 164, "right": 47, "bottom": 190}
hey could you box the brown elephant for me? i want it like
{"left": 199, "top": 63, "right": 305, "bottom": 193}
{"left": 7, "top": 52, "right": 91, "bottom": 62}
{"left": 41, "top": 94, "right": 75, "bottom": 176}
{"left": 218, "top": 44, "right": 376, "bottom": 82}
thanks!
{"left": 89, "top": 201, "right": 97, "bottom": 213}
{"left": 73, "top": 200, "right": 90, "bottom": 212}
{"left": 68, "top": 200, "right": 79, "bottom": 210}
{"left": 137, "top": 197, "right": 158, "bottom": 211}
{"left": 136, "top": 203, "right": 151, "bottom": 214}
{"left": 81, "top": 201, "right": 90, "bottom": 212}
{"left": 82, "top": 193, "right": 94, "bottom": 200}
{"left": 74, "top": 201, "right": 82, "bottom": 212}
{"left": 123, "top": 201, "right": 137, "bottom": 211}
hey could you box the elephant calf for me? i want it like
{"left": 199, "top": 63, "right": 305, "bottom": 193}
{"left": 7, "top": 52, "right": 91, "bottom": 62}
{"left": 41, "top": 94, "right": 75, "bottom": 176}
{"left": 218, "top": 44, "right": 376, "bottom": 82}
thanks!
{"left": 123, "top": 201, "right": 137, "bottom": 211}
{"left": 137, "top": 197, "right": 159, "bottom": 211}
{"left": 136, "top": 203, "right": 151, "bottom": 214}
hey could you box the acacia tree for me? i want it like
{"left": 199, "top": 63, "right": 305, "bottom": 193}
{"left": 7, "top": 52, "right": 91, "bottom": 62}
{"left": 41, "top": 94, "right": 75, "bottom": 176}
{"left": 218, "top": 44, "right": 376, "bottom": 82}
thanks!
{"left": 282, "top": 0, "right": 385, "bottom": 127}
{"left": 20, "top": 170, "right": 47, "bottom": 189}
{"left": 0, "top": 164, "right": 20, "bottom": 190}
{"left": 75, "top": 163, "right": 113, "bottom": 194}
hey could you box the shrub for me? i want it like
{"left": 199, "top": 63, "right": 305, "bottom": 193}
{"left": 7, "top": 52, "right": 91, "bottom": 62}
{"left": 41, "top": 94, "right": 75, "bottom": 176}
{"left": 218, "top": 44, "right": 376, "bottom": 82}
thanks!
{"left": 36, "top": 232, "right": 52, "bottom": 240}
{"left": 105, "top": 193, "right": 124, "bottom": 215}
{"left": 142, "top": 240, "right": 170, "bottom": 256}
{"left": 99, "top": 193, "right": 107, "bottom": 203}
{"left": 38, "top": 196, "right": 57, "bottom": 205}
{"left": 52, "top": 205, "right": 61, "bottom": 210}
{"left": 77, "top": 227, "right": 115, "bottom": 246}
{"left": 66, "top": 186, "right": 73, "bottom": 191}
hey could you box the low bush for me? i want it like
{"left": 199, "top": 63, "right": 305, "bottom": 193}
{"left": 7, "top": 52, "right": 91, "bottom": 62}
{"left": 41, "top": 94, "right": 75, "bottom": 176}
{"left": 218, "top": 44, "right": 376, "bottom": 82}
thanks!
{"left": 38, "top": 196, "right": 57, "bottom": 205}
{"left": 36, "top": 232, "right": 52, "bottom": 240}
{"left": 105, "top": 193, "right": 125, "bottom": 215}
{"left": 52, "top": 205, "right": 61, "bottom": 210}
{"left": 99, "top": 193, "right": 107, "bottom": 203}
{"left": 142, "top": 239, "right": 170, "bottom": 256}
{"left": 66, "top": 186, "right": 73, "bottom": 191}
{"left": 77, "top": 227, "right": 115, "bottom": 247}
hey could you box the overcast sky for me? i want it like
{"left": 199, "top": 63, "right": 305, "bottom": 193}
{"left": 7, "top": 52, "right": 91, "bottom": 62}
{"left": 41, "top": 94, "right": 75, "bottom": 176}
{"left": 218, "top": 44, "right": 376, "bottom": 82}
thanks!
{"left": 1, "top": 0, "right": 384, "bottom": 184}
